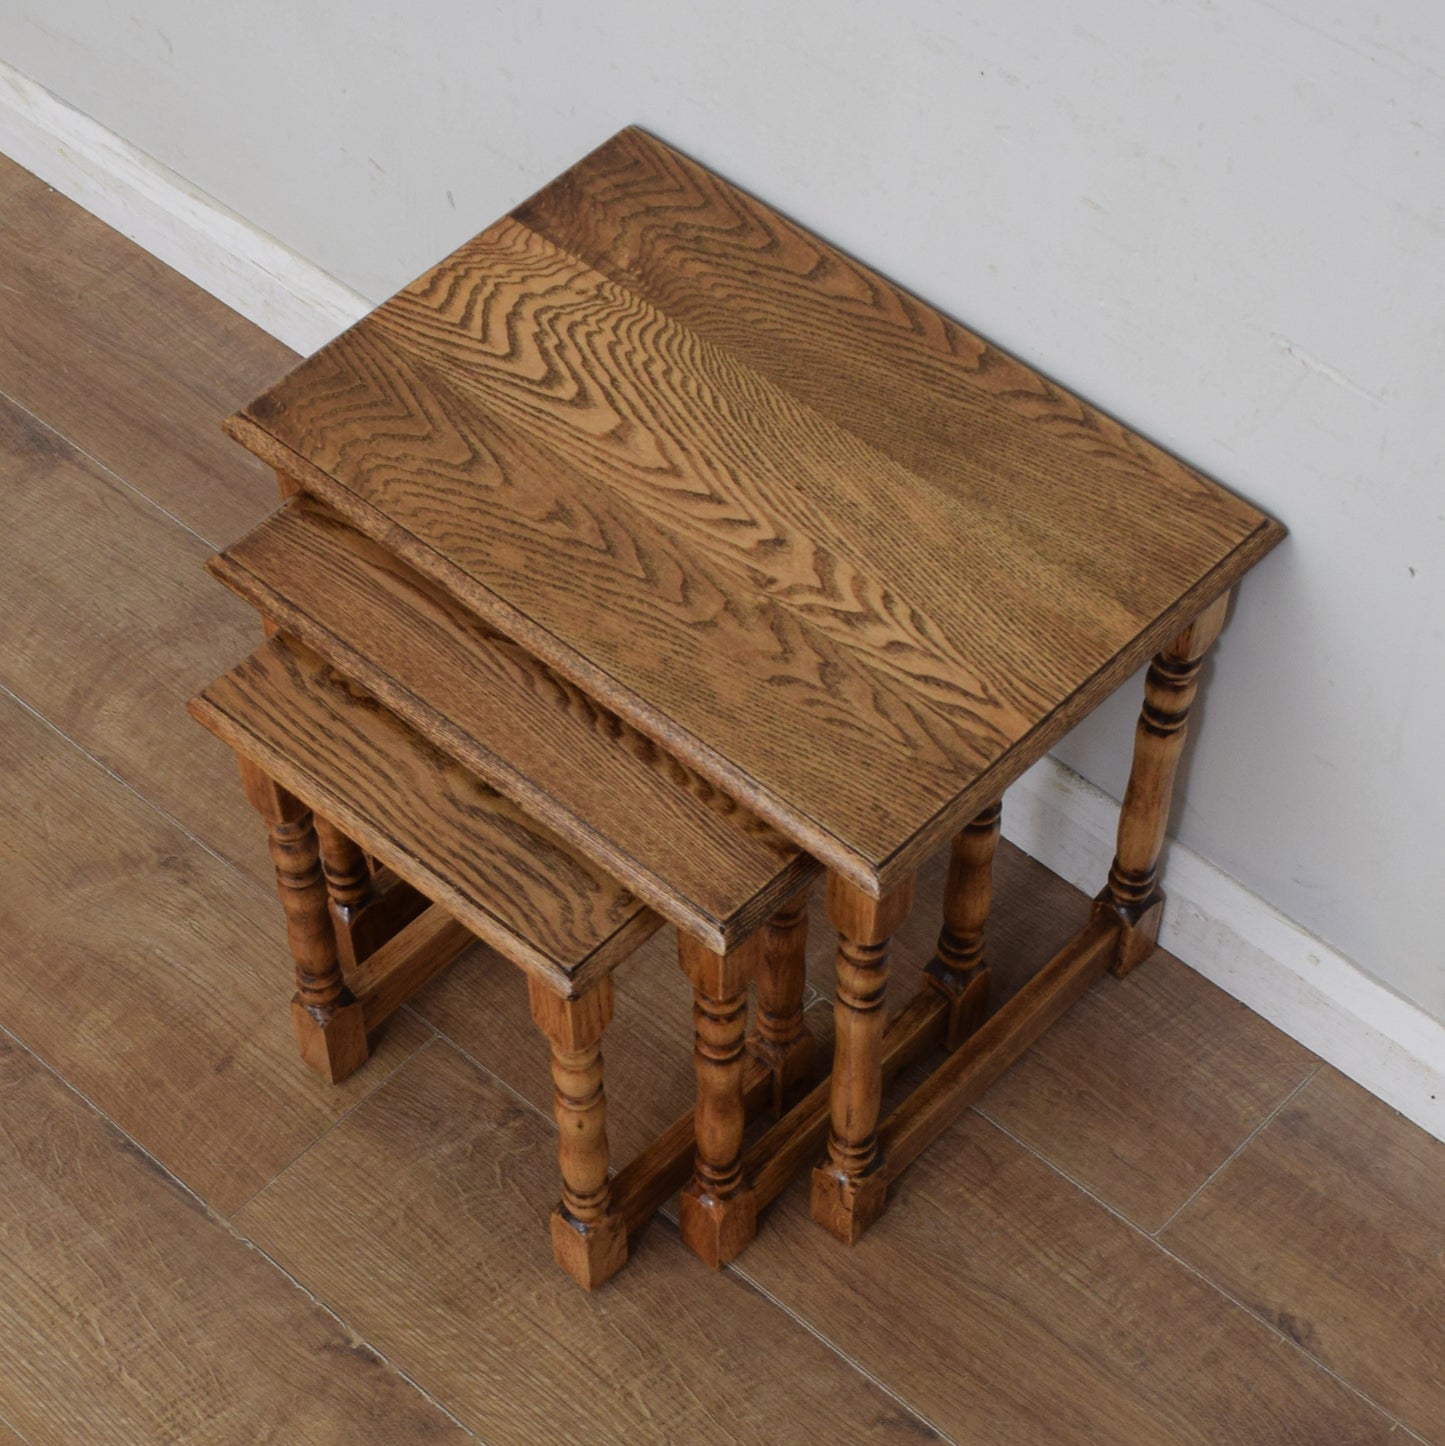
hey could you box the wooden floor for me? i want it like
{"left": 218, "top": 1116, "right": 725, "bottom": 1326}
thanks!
{"left": 1, "top": 152, "right": 1440, "bottom": 1445}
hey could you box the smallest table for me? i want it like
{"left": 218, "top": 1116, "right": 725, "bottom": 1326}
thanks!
{"left": 214, "top": 126, "right": 1285, "bottom": 1262}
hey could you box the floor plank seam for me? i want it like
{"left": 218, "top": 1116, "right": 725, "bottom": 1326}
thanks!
{"left": 1149, "top": 1064, "right": 1323, "bottom": 1239}
{"left": 0, "top": 1020, "right": 480, "bottom": 1441}
{"left": 0, "top": 1405, "right": 34, "bottom": 1446}
{"left": 976, "top": 1105, "right": 1429, "bottom": 1443}
{"left": 224, "top": 1031, "right": 444, "bottom": 1222}
{"left": 230, "top": 1234, "right": 484, "bottom": 1443}
{"left": 725, "top": 1268, "right": 961, "bottom": 1445}
{"left": 1148, "top": 1234, "right": 1434, "bottom": 1445}
{"left": 0, "top": 677, "right": 249, "bottom": 882}
{"left": 399, "top": 1007, "right": 566, "bottom": 1132}
{"left": 405, "top": 1003, "right": 954, "bottom": 1441}
{"left": 0, "top": 1018, "right": 208, "bottom": 1200}
{"left": 0, "top": 379, "right": 227, "bottom": 552}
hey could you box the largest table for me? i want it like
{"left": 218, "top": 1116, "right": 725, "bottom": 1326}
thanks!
{"left": 228, "top": 127, "right": 1285, "bottom": 1242}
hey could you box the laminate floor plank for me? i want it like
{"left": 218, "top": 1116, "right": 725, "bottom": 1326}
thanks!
{"left": 0, "top": 158, "right": 293, "bottom": 541}
{"left": 0, "top": 1031, "right": 470, "bottom": 1445}
{"left": 1162, "top": 1067, "right": 1445, "bottom": 1441}
{"left": 234, "top": 1041, "right": 944, "bottom": 1445}
{"left": 0, "top": 153, "right": 31, "bottom": 202}
{"left": 976, "top": 952, "right": 1318, "bottom": 1232}
{"left": 735, "top": 1118, "right": 1396, "bottom": 1444}
{"left": 417, "top": 897, "right": 1398, "bottom": 1443}
{"left": 0, "top": 393, "right": 272, "bottom": 892}
{"left": 0, "top": 688, "right": 432, "bottom": 1215}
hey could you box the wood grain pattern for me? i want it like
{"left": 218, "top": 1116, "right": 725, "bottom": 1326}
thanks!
{"left": 191, "top": 637, "right": 662, "bottom": 995}
{"left": 0, "top": 394, "right": 272, "bottom": 892}
{"left": 212, "top": 496, "right": 817, "bottom": 949}
{"left": 0, "top": 1031, "right": 467, "bottom": 1445}
{"left": 0, "top": 157, "right": 290, "bottom": 542}
{"left": 736, "top": 1108, "right": 1395, "bottom": 1445}
{"left": 1162, "top": 1067, "right": 1445, "bottom": 1438}
{"left": 234, "top": 1040, "right": 943, "bottom": 1443}
{"left": 0, "top": 686, "right": 431, "bottom": 1215}
{"left": 979, "top": 951, "right": 1316, "bottom": 1233}
{"left": 517, "top": 130, "right": 1259, "bottom": 567}
{"left": 232, "top": 128, "right": 1284, "bottom": 891}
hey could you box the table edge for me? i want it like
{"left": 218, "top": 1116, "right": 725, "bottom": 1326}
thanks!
{"left": 227, "top": 411, "right": 1284, "bottom": 896}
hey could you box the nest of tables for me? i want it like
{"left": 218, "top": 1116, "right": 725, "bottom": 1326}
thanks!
{"left": 190, "top": 128, "right": 1283, "bottom": 1289}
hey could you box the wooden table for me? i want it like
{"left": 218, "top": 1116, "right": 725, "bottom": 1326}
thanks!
{"left": 225, "top": 127, "right": 1284, "bottom": 1247}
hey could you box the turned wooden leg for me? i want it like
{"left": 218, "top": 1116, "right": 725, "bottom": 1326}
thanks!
{"left": 313, "top": 815, "right": 378, "bottom": 969}
{"left": 237, "top": 757, "right": 368, "bottom": 1084}
{"left": 312, "top": 814, "right": 428, "bottom": 969}
{"left": 1096, "top": 591, "right": 1231, "bottom": 976}
{"left": 811, "top": 873, "right": 916, "bottom": 1244}
{"left": 678, "top": 931, "right": 764, "bottom": 1268}
{"left": 747, "top": 887, "right": 816, "bottom": 1114}
{"left": 924, "top": 800, "right": 1002, "bottom": 1050}
{"left": 527, "top": 976, "right": 628, "bottom": 1290}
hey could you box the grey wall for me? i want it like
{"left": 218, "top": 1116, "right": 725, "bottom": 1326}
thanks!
{"left": 4, "top": 0, "right": 1441, "bottom": 1016}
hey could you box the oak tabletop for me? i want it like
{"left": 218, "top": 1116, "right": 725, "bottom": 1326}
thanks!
{"left": 228, "top": 127, "right": 1284, "bottom": 894}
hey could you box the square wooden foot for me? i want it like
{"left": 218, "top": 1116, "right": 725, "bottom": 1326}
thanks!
{"left": 290, "top": 994, "right": 369, "bottom": 1084}
{"left": 937, "top": 969, "right": 990, "bottom": 1052}
{"left": 746, "top": 1030, "right": 817, "bottom": 1116}
{"left": 1093, "top": 890, "right": 1164, "bottom": 978}
{"left": 809, "top": 1163, "right": 889, "bottom": 1245}
{"left": 550, "top": 1205, "right": 628, "bottom": 1290}
{"left": 679, "top": 1183, "right": 758, "bottom": 1269}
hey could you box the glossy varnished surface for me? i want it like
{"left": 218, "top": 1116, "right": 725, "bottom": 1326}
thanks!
{"left": 231, "top": 128, "right": 1283, "bottom": 891}
{"left": 212, "top": 496, "right": 817, "bottom": 949}
{"left": 191, "top": 636, "right": 661, "bottom": 993}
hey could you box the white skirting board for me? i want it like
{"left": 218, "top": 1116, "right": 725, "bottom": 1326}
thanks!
{"left": 4, "top": 59, "right": 1441, "bottom": 1143}
{"left": 0, "top": 58, "right": 369, "bottom": 353}
{"left": 1007, "top": 757, "right": 1445, "bottom": 1142}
